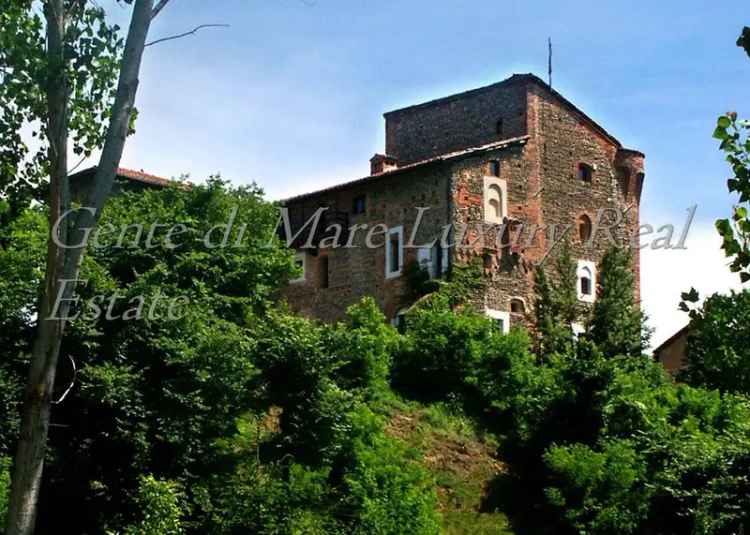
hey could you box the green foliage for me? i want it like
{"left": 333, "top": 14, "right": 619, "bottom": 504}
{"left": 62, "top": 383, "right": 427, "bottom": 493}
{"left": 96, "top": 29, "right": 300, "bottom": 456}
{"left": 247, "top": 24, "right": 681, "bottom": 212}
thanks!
{"left": 326, "top": 298, "right": 398, "bottom": 398}
{"left": 738, "top": 26, "right": 750, "bottom": 58}
{"left": 393, "top": 296, "right": 509, "bottom": 399}
{"left": 0, "top": 455, "right": 10, "bottom": 529}
{"left": 534, "top": 243, "right": 577, "bottom": 355}
{"left": 679, "top": 289, "right": 750, "bottom": 394}
{"left": 122, "top": 475, "right": 186, "bottom": 535}
{"left": 545, "top": 440, "right": 649, "bottom": 533}
{"left": 714, "top": 111, "right": 750, "bottom": 282}
{"left": 0, "top": 1, "right": 124, "bottom": 216}
{"left": 588, "top": 246, "right": 650, "bottom": 357}
{"left": 342, "top": 405, "right": 441, "bottom": 535}
{"left": 201, "top": 405, "right": 439, "bottom": 535}
{"left": 404, "top": 261, "right": 486, "bottom": 311}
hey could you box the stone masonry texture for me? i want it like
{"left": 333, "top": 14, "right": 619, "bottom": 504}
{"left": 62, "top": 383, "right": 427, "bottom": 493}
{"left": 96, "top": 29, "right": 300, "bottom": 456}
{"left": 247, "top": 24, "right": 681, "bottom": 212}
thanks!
{"left": 281, "top": 73, "right": 643, "bottom": 326}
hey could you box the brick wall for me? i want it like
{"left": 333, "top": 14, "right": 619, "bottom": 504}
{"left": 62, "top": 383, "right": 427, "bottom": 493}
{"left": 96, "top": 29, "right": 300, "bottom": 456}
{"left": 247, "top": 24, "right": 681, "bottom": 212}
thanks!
{"left": 282, "top": 165, "right": 451, "bottom": 322}
{"left": 385, "top": 77, "right": 528, "bottom": 165}
{"left": 282, "top": 74, "right": 644, "bottom": 326}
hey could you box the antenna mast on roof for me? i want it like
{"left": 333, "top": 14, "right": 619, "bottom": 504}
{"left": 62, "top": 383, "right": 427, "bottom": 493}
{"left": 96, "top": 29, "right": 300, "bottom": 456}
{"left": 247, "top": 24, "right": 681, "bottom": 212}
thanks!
{"left": 548, "top": 37, "right": 553, "bottom": 88}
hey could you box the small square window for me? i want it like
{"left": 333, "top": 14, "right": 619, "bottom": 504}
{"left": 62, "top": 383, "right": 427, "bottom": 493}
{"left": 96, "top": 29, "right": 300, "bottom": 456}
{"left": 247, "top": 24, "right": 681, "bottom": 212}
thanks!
{"left": 578, "top": 163, "right": 593, "bottom": 182}
{"left": 353, "top": 195, "right": 366, "bottom": 215}
{"left": 319, "top": 256, "right": 329, "bottom": 289}
{"left": 485, "top": 308, "right": 510, "bottom": 334}
{"left": 290, "top": 252, "right": 306, "bottom": 283}
{"left": 489, "top": 160, "right": 501, "bottom": 177}
{"left": 510, "top": 298, "right": 525, "bottom": 314}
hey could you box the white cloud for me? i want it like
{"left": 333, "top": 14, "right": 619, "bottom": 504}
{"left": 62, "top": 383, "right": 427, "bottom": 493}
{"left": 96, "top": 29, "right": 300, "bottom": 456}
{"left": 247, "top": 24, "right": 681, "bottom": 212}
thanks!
{"left": 641, "top": 222, "right": 746, "bottom": 350}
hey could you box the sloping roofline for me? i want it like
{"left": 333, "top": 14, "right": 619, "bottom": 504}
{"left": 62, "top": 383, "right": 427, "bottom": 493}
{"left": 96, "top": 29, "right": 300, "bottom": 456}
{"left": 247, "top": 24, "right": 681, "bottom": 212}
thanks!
{"left": 653, "top": 324, "right": 690, "bottom": 357}
{"left": 69, "top": 166, "right": 174, "bottom": 188}
{"left": 384, "top": 73, "right": 622, "bottom": 148}
{"left": 282, "top": 135, "right": 529, "bottom": 204}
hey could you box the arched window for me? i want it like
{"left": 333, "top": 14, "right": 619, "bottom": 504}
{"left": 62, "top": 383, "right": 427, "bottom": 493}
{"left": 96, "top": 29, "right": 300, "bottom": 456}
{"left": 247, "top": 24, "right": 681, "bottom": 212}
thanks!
{"left": 483, "top": 253, "right": 494, "bottom": 271}
{"left": 578, "top": 163, "right": 593, "bottom": 182}
{"left": 578, "top": 214, "right": 592, "bottom": 243}
{"left": 488, "top": 184, "right": 503, "bottom": 219}
{"left": 510, "top": 298, "right": 525, "bottom": 314}
{"left": 484, "top": 177, "right": 507, "bottom": 224}
{"left": 576, "top": 259, "right": 596, "bottom": 303}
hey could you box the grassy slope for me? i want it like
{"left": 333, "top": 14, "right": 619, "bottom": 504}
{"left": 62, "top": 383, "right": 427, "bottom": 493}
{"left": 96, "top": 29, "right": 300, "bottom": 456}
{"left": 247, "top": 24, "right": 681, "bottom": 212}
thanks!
{"left": 381, "top": 397, "right": 515, "bottom": 535}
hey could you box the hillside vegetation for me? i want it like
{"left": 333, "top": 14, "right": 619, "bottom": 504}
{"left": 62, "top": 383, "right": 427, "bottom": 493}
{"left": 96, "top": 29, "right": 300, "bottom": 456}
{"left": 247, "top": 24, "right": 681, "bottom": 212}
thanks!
{"left": 2, "top": 180, "right": 750, "bottom": 534}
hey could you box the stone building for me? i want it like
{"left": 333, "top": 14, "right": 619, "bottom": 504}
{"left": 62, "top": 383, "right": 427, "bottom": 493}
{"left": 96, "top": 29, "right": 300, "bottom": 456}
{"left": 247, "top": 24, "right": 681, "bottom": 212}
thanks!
{"left": 281, "top": 73, "right": 644, "bottom": 330}
{"left": 654, "top": 326, "right": 689, "bottom": 375}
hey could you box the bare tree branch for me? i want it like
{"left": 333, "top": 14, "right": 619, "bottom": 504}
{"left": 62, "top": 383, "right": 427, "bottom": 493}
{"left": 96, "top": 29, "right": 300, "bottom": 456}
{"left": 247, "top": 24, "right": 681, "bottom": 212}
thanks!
{"left": 52, "top": 355, "right": 77, "bottom": 405}
{"left": 151, "top": 0, "right": 170, "bottom": 19}
{"left": 145, "top": 24, "right": 229, "bottom": 47}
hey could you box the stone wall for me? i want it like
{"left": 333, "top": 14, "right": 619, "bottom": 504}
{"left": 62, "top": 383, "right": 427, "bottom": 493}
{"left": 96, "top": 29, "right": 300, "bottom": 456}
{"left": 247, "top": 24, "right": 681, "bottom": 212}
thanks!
{"left": 282, "top": 75, "right": 644, "bottom": 327}
{"left": 384, "top": 77, "right": 528, "bottom": 165}
{"left": 282, "top": 164, "right": 451, "bottom": 323}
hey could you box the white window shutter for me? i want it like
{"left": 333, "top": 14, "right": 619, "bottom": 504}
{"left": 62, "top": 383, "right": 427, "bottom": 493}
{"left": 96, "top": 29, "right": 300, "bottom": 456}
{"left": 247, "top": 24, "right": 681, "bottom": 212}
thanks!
{"left": 418, "top": 247, "right": 433, "bottom": 277}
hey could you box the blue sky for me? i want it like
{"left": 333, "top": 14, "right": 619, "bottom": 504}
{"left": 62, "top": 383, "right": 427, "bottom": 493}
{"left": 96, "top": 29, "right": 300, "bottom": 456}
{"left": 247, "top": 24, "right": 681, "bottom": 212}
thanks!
{"left": 108, "top": 0, "right": 749, "bottom": 346}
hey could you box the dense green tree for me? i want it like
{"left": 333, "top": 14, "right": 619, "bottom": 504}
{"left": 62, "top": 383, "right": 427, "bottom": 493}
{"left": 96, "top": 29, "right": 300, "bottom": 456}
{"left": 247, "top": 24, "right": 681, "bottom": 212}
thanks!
{"left": 534, "top": 243, "right": 578, "bottom": 355}
{"left": 588, "top": 246, "right": 650, "bottom": 358}
{"left": 713, "top": 27, "right": 750, "bottom": 282}
{"left": 3, "top": 2, "right": 167, "bottom": 531}
{"left": 678, "top": 289, "right": 750, "bottom": 395}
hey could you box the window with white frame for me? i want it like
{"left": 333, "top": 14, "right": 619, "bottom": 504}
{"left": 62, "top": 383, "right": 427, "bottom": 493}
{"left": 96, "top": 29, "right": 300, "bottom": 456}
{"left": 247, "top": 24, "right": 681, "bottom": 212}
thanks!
{"left": 577, "top": 259, "right": 596, "bottom": 302}
{"left": 571, "top": 322, "right": 585, "bottom": 339}
{"left": 290, "top": 252, "right": 306, "bottom": 283}
{"left": 485, "top": 308, "right": 510, "bottom": 334}
{"left": 417, "top": 242, "right": 449, "bottom": 278}
{"left": 483, "top": 176, "right": 507, "bottom": 224}
{"left": 391, "top": 308, "right": 408, "bottom": 332}
{"left": 385, "top": 226, "right": 404, "bottom": 279}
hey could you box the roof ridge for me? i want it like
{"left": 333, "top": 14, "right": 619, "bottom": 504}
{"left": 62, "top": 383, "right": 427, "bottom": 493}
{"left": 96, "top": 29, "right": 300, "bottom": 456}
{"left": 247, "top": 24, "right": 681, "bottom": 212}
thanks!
{"left": 281, "top": 135, "right": 529, "bottom": 203}
{"left": 384, "top": 72, "right": 621, "bottom": 148}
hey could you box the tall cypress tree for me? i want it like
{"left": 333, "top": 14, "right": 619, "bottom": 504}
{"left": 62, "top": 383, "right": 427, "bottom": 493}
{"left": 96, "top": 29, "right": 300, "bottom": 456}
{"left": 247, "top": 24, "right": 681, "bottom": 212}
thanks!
{"left": 588, "top": 246, "right": 650, "bottom": 357}
{"left": 534, "top": 242, "right": 578, "bottom": 356}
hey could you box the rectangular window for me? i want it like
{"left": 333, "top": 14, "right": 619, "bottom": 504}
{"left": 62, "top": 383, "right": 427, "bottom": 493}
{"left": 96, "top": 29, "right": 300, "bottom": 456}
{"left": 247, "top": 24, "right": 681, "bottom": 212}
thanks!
{"left": 385, "top": 226, "right": 404, "bottom": 279}
{"left": 353, "top": 195, "right": 366, "bottom": 215}
{"left": 576, "top": 259, "right": 596, "bottom": 303}
{"left": 290, "top": 252, "right": 306, "bottom": 283}
{"left": 485, "top": 308, "right": 510, "bottom": 334}
{"left": 489, "top": 160, "right": 501, "bottom": 177}
{"left": 319, "top": 256, "right": 329, "bottom": 289}
{"left": 496, "top": 119, "right": 504, "bottom": 136}
{"left": 578, "top": 163, "right": 593, "bottom": 182}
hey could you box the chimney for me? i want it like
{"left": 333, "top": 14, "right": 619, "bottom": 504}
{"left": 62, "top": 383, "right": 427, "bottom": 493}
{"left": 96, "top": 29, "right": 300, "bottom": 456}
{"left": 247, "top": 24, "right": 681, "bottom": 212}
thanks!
{"left": 370, "top": 153, "right": 398, "bottom": 175}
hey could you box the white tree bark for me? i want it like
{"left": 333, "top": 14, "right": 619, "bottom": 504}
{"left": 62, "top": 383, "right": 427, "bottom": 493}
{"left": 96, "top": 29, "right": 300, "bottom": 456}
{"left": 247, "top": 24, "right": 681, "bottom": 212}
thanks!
{"left": 5, "top": 1, "right": 162, "bottom": 533}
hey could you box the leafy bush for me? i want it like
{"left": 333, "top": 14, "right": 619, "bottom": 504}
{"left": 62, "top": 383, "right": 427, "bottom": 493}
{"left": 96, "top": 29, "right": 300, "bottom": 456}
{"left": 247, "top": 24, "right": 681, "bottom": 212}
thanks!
{"left": 679, "top": 289, "right": 750, "bottom": 395}
{"left": 545, "top": 440, "right": 649, "bottom": 533}
{"left": 0, "top": 455, "right": 11, "bottom": 529}
{"left": 341, "top": 405, "right": 441, "bottom": 535}
{"left": 393, "top": 300, "right": 503, "bottom": 399}
{"left": 123, "top": 475, "right": 186, "bottom": 535}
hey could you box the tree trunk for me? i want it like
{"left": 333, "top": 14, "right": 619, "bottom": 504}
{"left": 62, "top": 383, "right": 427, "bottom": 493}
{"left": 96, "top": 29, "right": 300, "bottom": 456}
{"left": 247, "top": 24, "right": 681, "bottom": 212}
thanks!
{"left": 5, "top": 1, "right": 68, "bottom": 532}
{"left": 5, "top": 1, "right": 158, "bottom": 533}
